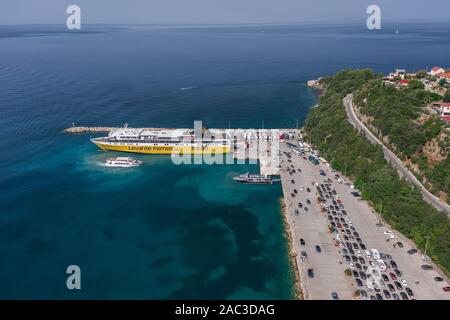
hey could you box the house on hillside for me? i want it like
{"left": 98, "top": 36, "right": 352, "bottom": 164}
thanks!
{"left": 430, "top": 67, "right": 446, "bottom": 76}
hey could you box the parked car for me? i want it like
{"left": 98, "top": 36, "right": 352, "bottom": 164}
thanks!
{"left": 331, "top": 292, "right": 339, "bottom": 300}
{"left": 407, "top": 249, "right": 418, "bottom": 255}
{"left": 315, "top": 245, "right": 321, "bottom": 253}
{"left": 300, "top": 239, "right": 305, "bottom": 245}
{"left": 405, "top": 287, "right": 414, "bottom": 297}
{"left": 421, "top": 265, "right": 433, "bottom": 270}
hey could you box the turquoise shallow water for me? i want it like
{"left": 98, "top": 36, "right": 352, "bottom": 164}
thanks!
{"left": 1, "top": 134, "right": 295, "bottom": 299}
{"left": 1, "top": 22, "right": 450, "bottom": 298}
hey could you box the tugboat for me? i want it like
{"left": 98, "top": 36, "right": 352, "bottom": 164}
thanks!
{"left": 105, "top": 157, "right": 142, "bottom": 168}
{"left": 233, "top": 173, "right": 273, "bottom": 184}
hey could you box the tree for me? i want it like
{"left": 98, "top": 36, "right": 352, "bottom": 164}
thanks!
{"left": 344, "top": 269, "right": 352, "bottom": 277}
{"left": 439, "top": 79, "right": 448, "bottom": 87}
{"left": 416, "top": 70, "right": 428, "bottom": 79}
{"left": 408, "top": 79, "right": 424, "bottom": 90}
{"left": 444, "top": 89, "right": 450, "bottom": 103}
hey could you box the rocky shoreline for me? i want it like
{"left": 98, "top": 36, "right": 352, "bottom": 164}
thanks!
{"left": 279, "top": 198, "right": 304, "bottom": 300}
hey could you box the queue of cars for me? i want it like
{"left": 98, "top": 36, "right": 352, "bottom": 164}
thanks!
{"left": 317, "top": 180, "right": 416, "bottom": 300}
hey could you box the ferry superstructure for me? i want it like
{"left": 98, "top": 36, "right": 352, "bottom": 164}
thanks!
{"left": 91, "top": 127, "right": 231, "bottom": 155}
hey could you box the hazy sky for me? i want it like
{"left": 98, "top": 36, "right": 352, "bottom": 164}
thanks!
{"left": 1, "top": 0, "right": 449, "bottom": 25}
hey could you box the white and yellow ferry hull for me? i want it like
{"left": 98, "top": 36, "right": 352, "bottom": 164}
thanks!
{"left": 93, "top": 141, "right": 231, "bottom": 155}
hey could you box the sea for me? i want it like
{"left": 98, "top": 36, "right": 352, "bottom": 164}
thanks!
{"left": 1, "top": 21, "right": 449, "bottom": 299}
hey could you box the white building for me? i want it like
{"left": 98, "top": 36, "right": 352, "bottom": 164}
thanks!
{"left": 430, "top": 67, "right": 445, "bottom": 76}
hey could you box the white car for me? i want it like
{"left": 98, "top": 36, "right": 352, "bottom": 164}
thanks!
{"left": 356, "top": 250, "right": 362, "bottom": 257}
{"left": 335, "top": 234, "right": 341, "bottom": 241}
{"left": 371, "top": 248, "right": 381, "bottom": 260}
{"left": 401, "top": 279, "right": 408, "bottom": 286}
{"left": 376, "top": 259, "right": 387, "bottom": 271}
{"left": 349, "top": 262, "right": 355, "bottom": 269}
{"left": 364, "top": 250, "right": 371, "bottom": 258}
{"left": 384, "top": 230, "right": 393, "bottom": 235}
{"left": 369, "top": 261, "right": 375, "bottom": 267}
{"left": 300, "top": 186, "right": 304, "bottom": 190}
{"left": 389, "top": 234, "right": 399, "bottom": 239}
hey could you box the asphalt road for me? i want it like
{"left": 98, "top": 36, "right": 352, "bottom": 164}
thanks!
{"left": 343, "top": 94, "right": 450, "bottom": 215}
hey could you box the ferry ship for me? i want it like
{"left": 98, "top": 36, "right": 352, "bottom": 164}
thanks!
{"left": 91, "top": 126, "right": 231, "bottom": 155}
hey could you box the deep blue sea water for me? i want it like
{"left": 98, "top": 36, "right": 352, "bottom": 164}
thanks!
{"left": 1, "top": 22, "right": 450, "bottom": 299}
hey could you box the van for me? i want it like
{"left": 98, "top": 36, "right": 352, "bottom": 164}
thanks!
{"left": 371, "top": 249, "right": 380, "bottom": 260}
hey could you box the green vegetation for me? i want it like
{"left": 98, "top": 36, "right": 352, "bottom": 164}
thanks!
{"left": 344, "top": 269, "right": 352, "bottom": 277}
{"left": 444, "top": 89, "right": 450, "bottom": 103}
{"left": 353, "top": 75, "right": 449, "bottom": 197}
{"left": 304, "top": 69, "right": 450, "bottom": 275}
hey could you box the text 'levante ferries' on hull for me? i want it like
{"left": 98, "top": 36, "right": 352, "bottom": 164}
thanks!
{"left": 91, "top": 127, "right": 232, "bottom": 155}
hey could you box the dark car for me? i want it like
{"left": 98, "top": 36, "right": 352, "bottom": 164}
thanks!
{"left": 344, "top": 255, "right": 351, "bottom": 262}
{"left": 300, "top": 239, "right": 305, "bottom": 246}
{"left": 394, "top": 269, "right": 402, "bottom": 277}
{"left": 421, "top": 265, "right": 433, "bottom": 270}
{"left": 383, "top": 290, "right": 391, "bottom": 299}
{"left": 308, "top": 268, "right": 314, "bottom": 278}
{"left": 400, "top": 292, "right": 409, "bottom": 300}
{"left": 397, "top": 242, "right": 403, "bottom": 248}
{"left": 355, "top": 279, "right": 363, "bottom": 287}
{"left": 434, "top": 277, "right": 444, "bottom": 282}
{"left": 392, "top": 293, "right": 400, "bottom": 300}
{"left": 375, "top": 293, "right": 383, "bottom": 300}
{"left": 294, "top": 189, "right": 298, "bottom": 194}
{"left": 360, "top": 244, "right": 367, "bottom": 250}
{"left": 298, "top": 202, "right": 303, "bottom": 208}
{"left": 394, "top": 281, "right": 403, "bottom": 290}
{"left": 370, "top": 295, "right": 377, "bottom": 300}
{"left": 382, "top": 274, "right": 389, "bottom": 282}
{"left": 360, "top": 290, "right": 368, "bottom": 299}
{"left": 391, "top": 261, "right": 398, "bottom": 269}
{"left": 301, "top": 251, "right": 307, "bottom": 258}
{"left": 307, "top": 188, "right": 311, "bottom": 192}
{"left": 315, "top": 245, "right": 322, "bottom": 253}
{"left": 359, "top": 272, "right": 367, "bottom": 280}
{"left": 405, "top": 288, "right": 414, "bottom": 297}
{"left": 407, "top": 249, "right": 418, "bottom": 255}
{"left": 331, "top": 292, "right": 339, "bottom": 300}
{"left": 306, "top": 199, "right": 311, "bottom": 205}
{"left": 388, "top": 284, "right": 395, "bottom": 292}
{"left": 353, "top": 270, "right": 359, "bottom": 278}
{"left": 359, "top": 257, "right": 365, "bottom": 265}
{"left": 355, "top": 263, "right": 362, "bottom": 271}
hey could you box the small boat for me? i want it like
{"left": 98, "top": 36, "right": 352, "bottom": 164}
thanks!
{"left": 233, "top": 172, "right": 273, "bottom": 184}
{"left": 105, "top": 157, "right": 142, "bottom": 168}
